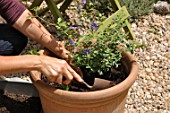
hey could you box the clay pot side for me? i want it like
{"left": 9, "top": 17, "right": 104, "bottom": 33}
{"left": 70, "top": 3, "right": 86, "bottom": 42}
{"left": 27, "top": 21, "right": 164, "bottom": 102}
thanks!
{"left": 30, "top": 52, "right": 138, "bottom": 113}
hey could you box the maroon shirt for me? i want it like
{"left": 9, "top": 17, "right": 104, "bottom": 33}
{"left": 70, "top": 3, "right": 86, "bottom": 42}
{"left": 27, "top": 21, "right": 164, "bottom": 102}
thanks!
{"left": 0, "top": 0, "right": 26, "bottom": 24}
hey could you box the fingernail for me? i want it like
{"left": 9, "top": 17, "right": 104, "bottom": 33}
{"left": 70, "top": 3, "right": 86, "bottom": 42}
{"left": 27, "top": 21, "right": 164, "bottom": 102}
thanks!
{"left": 79, "top": 79, "right": 84, "bottom": 83}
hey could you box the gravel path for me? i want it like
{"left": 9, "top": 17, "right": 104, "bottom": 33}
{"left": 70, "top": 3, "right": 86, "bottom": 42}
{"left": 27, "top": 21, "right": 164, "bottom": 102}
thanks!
{"left": 126, "top": 13, "right": 170, "bottom": 113}
{"left": 0, "top": 1, "right": 169, "bottom": 113}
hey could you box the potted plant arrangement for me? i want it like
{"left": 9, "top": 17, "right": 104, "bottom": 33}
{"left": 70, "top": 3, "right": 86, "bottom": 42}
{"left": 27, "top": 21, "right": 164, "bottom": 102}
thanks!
{"left": 29, "top": 2, "right": 142, "bottom": 113}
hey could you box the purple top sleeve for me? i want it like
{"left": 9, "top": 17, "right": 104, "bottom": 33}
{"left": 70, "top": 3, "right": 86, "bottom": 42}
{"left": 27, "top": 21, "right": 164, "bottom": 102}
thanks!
{"left": 0, "top": 0, "right": 26, "bottom": 24}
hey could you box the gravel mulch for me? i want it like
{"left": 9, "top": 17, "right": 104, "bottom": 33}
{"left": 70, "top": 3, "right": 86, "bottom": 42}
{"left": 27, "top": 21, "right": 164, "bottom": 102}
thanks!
{"left": 125, "top": 13, "right": 170, "bottom": 113}
{"left": 0, "top": 1, "right": 169, "bottom": 113}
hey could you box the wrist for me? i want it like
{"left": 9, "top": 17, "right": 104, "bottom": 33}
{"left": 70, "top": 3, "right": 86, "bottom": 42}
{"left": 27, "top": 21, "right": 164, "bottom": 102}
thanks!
{"left": 28, "top": 55, "right": 42, "bottom": 71}
{"left": 50, "top": 41, "right": 69, "bottom": 59}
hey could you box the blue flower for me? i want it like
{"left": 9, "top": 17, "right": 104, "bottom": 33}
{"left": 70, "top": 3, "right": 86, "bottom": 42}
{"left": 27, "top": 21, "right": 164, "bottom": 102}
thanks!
{"left": 91, "top": 23, "right": 98, "bottom": 31}
{"left": 82, "top": 0, "right": 86, "bottom": 6}
{"left": 69, "top": 39, "right": 75, "bottom": 46}
{"left": 103, "top": 55, "right": 107, "bottom": 58}
{"left": 84, "top": 49, "right": 91, "bottom": 54}
{"left": 112, "top": 18, "right": 116, "bottom": 23}
{"left": 77, "top": 6, "right": 82, "bottom": 12}
{"left": 70, "top": 26, "right": 78, "bottom": 30}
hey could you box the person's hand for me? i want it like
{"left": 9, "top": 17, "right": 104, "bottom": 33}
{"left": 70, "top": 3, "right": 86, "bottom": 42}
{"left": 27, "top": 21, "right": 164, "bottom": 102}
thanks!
{"left": 43, "top": 45, "right": 72, "bottom": 64}
{"left": 59, "top": 47, "right": 72, "bottom": 63}
{"left": 51, "top": 41, "right": 72, "bottom": 63}
{"left": 37, "top": 55, "right": 83, "bottom": 84}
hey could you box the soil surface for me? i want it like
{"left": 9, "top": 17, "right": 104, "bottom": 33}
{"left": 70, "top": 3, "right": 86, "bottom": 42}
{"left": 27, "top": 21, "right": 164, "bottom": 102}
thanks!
{"left": 0, "top": 90, "right": 42, "bottom": 113}
{"left": 42, "top": 61, "right": 127, "bottom": 92}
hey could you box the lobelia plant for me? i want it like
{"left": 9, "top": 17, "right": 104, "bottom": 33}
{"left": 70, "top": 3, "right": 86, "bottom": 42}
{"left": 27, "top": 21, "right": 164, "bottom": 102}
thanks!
{"left": 29, "top": 0, "right": 143, "bottom": 90}
{"left": 64, "top": 18, "right": 140, "bottom": 79}
{"left": 28, "top": 1, "right": 142, "bottom": 112}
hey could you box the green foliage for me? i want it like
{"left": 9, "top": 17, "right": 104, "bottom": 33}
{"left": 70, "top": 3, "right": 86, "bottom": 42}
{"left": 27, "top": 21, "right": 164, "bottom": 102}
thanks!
{"left": 27, "top": 49, "right": 40, "bottom": 55}
{"left": 64, "top": 18, "right": 141, "bottom": 76}
{"left": 118, "top": 0, "right": 158, "bottom": 18}
{"left": 55, "top": 18, "right": 79, "bottom": 40}
{"left": 28, "top": 0, "right": 144, "bottom": 83}
{"left": 84, "top": 0, "right": 159, "bottom": 18}
{"left": 62, "top": 84, "right": 70, "bottom": 91}
{"left": 85, "top": 0, "right": 114, "bottom": 14}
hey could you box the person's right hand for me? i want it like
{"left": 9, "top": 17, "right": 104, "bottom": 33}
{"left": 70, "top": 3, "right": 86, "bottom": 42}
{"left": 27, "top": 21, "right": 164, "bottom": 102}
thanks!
{"left": 37, "top": 55, "right": 83, "bottom": 85}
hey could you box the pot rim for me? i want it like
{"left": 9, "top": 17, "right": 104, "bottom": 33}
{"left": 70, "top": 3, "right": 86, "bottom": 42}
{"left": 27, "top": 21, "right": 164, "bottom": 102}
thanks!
{"left": 30, "top": 52, "right": 138, "bottom": 100}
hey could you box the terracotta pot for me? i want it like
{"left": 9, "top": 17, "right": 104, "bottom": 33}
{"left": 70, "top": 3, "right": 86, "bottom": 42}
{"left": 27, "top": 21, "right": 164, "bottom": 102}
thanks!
{"left": 30, "top": 51, "right": 138, "bottom": 113}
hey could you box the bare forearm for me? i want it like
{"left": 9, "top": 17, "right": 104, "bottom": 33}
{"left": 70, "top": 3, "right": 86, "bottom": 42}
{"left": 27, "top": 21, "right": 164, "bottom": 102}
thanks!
{"left": 0, "top": 55, "right": 40, "bottom": 75}
{"left": 12, "top": 9, "right": 67, "bottom": 58}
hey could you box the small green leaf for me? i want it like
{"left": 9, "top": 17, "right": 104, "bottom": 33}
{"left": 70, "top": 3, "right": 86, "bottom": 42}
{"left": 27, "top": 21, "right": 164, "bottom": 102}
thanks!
{"left": 27, "top": 49, "right": 40, "bottom": 55}
{"left": 57, "top": 18, "right": 62, "bottom": 23}
{"left": 62, "top": 84, "right": 70, "bottom": 91}
{"left": 26, "top": 15, "right": 35, "bottom": 19}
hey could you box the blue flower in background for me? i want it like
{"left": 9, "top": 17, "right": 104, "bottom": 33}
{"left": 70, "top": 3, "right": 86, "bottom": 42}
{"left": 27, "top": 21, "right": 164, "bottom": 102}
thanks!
{"left": 112, "top": 18, "right": 117, "bottom": 23}
{"left": 69, "top": 39, "right": 75, "bottom": 46}
{"left": 103, "top": 55, "right": 107, "bottom": 58}
{"left": 82, "top": 0, "right": 86, "bottom": 6}
{"left": 91, "top": 23, "right": 98, "bottom": 31}
{"left": 70, "top": 26, "right": 78, "bottom": 30}
{"left": 77, "top": 5, "right": 82, "bottom": 12}
{"left": 84, "top": 49, "right": 91, "bottom": 54}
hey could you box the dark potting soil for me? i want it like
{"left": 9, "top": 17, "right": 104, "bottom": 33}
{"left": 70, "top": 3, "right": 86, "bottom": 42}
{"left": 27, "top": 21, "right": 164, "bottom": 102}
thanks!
{"left": 41, "top": 62, "right": 128, "bottom": 92}
{"left": 0, "top": 90, "right": 42, "bottom": 113}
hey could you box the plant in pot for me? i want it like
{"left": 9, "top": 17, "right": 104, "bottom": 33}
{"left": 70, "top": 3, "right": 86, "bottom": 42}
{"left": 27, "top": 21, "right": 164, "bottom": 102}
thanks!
{"left": 29, "top": 3, "right": 143, "bottom": 113}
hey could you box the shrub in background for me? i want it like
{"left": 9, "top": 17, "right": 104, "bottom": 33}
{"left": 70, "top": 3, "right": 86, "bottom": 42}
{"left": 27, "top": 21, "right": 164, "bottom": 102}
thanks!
{"left": 119, "top": 0, "right": 159, "bottom": 18}
{"left": 86, "top": 0, "right": 159, "bottom": 18}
